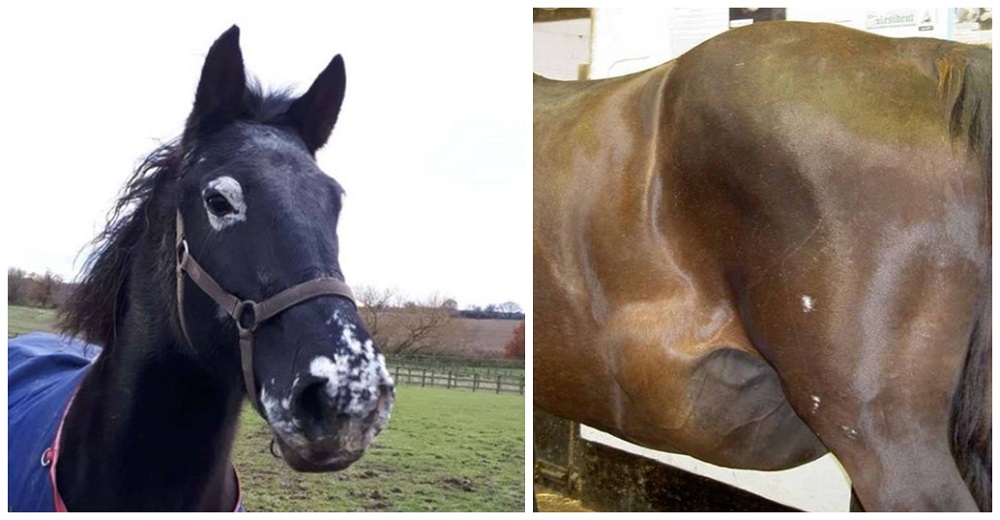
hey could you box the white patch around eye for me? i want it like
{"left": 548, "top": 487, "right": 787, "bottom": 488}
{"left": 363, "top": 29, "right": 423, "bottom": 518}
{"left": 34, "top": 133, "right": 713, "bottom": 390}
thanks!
{"left": 801, "top": 295, "right": 814, "bottom": 313}
{"left": 203, "top": 176, "right": 247, "bottom": 231}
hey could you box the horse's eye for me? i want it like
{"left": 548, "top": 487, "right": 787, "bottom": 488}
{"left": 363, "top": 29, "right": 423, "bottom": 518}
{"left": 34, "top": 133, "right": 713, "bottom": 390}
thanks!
{"left": 205, "top": 193, "right": 234, "bottom": 216}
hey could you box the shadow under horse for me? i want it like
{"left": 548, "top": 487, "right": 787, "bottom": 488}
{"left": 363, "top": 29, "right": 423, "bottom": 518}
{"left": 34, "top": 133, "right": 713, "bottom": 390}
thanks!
{"left": 534, "top": 22, "right": 990, "bottom": 511}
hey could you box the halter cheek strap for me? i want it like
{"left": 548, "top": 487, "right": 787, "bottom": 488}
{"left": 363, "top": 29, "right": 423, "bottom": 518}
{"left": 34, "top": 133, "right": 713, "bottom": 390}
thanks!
{"left": 174, "top": 211, "right": 356, "bottom": 418}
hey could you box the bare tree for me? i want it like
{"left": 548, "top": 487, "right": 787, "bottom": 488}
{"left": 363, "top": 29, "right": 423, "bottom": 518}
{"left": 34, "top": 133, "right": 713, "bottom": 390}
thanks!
{"left": 388, "top": 293, "right": 456, "bottom": 355}
{"left": 355, "top": 287, "right": 458, "bottom": 355}
{"left": 355, "top": 285, "right": 397, "bottom": 344}
{"left": 497, "top": 301, "right": 523, "bottom": 316}
{"left": 8, "top": 268, "right": 28, "bottom": 305}
{"left": 28, "top": 271, "right": 64, "bottom": 309}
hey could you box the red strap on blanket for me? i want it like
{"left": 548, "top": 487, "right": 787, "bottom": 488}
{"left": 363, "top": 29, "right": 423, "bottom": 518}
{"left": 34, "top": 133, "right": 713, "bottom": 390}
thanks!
{"left": 46, "top": 388, "right": 74, "bottom": 512}
{"left": 45, "top": 388, "right": 244, "bottom": 512}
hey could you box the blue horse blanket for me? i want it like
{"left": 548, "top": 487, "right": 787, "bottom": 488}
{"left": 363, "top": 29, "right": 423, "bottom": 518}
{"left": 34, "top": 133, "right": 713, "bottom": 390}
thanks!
{"left": 8, "top": 332, "right": 98, "bottom": 512}
{"left": 8, "top": 332, "right": 245, "bottom": 512}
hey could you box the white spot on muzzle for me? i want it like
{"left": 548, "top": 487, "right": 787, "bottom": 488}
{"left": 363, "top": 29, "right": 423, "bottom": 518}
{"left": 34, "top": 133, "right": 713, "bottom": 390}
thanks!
{"left": 810, "top": 395, "right": 821, "bottom": 414}
{"left": 260, "top": 387, "right": 280, "bottom": 423}
{"left": 801, "top": 295, "right": 814, "bottom": 313}
{"left": 203, "top": 176, "right": 247, "bottom": 231}
{"left": 341, "top": 324, "right": 363, "bottom": 355}
{"left": 260, "top": 386, "right": 309, "bottom": 451}
{"left": 308, "top": 330, "right": 393, "bottom": 418}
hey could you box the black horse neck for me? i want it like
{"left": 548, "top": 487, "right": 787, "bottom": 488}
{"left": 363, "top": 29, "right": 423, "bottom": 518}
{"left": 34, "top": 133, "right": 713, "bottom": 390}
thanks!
{"left": 56, "top": 251, "right": 245, "bottom": 511}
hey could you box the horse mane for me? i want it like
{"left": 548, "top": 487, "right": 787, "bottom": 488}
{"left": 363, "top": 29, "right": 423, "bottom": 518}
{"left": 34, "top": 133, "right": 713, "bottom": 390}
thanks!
{"left": 58, "top": 80, "right": 298, "bottom": 351}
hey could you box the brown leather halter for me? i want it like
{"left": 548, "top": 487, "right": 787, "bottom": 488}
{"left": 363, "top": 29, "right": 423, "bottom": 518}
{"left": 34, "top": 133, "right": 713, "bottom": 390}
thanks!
{"left": 174, "top": 211, "right": 356, "bottom": 417}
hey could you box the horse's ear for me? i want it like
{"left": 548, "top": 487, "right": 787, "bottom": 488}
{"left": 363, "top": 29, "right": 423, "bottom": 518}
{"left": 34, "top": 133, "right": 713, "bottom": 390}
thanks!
{"left": 185, "top": 25, "right": 246, "bottom": 141}
{"left": 288, "top": 54, "right": 346, "bottom": 153}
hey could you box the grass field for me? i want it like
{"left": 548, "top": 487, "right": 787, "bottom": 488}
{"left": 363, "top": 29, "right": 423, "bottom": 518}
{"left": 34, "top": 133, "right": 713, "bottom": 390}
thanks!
{"left": 236, "top": 387, "right": 524, "bottom": 511}
{"left": 8, "top": 305, "right": 57, "bottom": 337}
{"left": 8, "top": 305, "right": 526, "bottom": 511}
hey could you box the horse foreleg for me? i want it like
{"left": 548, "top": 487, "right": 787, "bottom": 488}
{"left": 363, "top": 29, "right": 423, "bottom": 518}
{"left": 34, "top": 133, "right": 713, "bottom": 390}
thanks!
{"left": 849, "top": 488, "right": 865, "bottom": 512}
{"left": 747, "top": 265, "right": 982, "bottom": 510}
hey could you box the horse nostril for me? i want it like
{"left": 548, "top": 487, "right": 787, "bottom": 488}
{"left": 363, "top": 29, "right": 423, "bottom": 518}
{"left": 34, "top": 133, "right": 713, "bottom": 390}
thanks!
{"left": 379, "top": 384, "right": 394, "bottom": 403}
{"left": 376, "top": 384, "right": 394, "bottom": 415}
{"left": 296, "top": 378, "right": 329, "bottom": 425}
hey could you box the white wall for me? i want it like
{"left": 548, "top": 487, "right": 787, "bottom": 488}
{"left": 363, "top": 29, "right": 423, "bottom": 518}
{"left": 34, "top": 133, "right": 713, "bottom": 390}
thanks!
{"left": 590, "top": 8, "right": 727, "bottom": 79}
{"left": 582, "top": 426, "right": 852, "bottom": 511}
{"left": 787, "top": 8, "right": 950, "bottom": 39}
{"left": 584, "top": 8, "right": 965, "bottom": 79}
{"left": 533, "top": 18, "right": 591, "bottom": 80}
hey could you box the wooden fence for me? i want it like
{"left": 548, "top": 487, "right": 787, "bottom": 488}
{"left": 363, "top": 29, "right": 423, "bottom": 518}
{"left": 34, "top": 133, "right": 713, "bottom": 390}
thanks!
{"left": 391, "top": 365, "right": 524, "bottom": 395}
{"left": 386, "top": 354, "right": 525, "bottom": 378}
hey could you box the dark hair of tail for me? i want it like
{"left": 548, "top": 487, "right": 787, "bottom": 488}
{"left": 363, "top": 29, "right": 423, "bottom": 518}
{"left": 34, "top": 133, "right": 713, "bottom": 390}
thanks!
{"left": 939, "top": 42, "right": 991, "bottom": 512}
{"left": 936, "top": 44, "right": 991, "bottom": 189}
{"left": 951, "top": 283, "right": 992, "bottom": 511}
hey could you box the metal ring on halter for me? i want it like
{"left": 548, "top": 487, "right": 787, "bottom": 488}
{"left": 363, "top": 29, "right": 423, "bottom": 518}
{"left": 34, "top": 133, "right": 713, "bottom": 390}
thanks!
{"left": 41, "top": 448, "right": 53, "bottom": 467}
{"left": 233, "top": 300, "right": 258, "bottom": 332}
{"left": 269, "top": 438, "right": 282, "bottom": 458}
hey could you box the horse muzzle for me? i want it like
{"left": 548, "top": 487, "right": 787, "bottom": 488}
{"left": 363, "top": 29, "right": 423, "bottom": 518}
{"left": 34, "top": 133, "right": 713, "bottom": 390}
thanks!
{"left": 265, "top": 376, "right": 394, "bottom": 472}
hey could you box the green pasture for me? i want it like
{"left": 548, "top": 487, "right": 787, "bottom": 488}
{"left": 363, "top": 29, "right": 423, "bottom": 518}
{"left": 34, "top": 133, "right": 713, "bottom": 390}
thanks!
{"left": 8, "top": 305, "right": 526, "bottom": 511}
{"left": 236, "top": 387, "right": 524, "bottom": 511}
{"left": 8, "top": 305, "right": 56, "bottom": 337}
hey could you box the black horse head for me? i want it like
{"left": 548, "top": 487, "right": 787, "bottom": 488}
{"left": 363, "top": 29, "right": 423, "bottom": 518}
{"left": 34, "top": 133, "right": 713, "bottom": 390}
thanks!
{"left": 178, "top": 26, "right": 394, "bottom": 471}
{"left": 62, "top": 26, "right": 393, "bottom": 479}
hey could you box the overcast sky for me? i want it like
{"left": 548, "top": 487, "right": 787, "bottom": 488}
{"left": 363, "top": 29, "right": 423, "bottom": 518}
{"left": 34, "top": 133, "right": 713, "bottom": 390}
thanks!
{"left": 1, "top": 4, "right": 529, "bottom": 311}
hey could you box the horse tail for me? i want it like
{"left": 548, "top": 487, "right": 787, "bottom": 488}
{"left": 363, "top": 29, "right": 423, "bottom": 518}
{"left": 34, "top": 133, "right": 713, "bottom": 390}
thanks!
{"left": 951, "top": 277, "right": 991, "bottom": 511}
{"left": 938, "top": 42, "right": 992, "bottom": 512}
{"left": 936, "top": 42, "right": 991, "bottom": 202}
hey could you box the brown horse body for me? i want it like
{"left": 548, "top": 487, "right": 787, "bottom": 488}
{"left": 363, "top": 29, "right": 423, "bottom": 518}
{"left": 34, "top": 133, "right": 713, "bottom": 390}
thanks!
{"left": 534, "top": 22, "right": 990, "bottom": 511}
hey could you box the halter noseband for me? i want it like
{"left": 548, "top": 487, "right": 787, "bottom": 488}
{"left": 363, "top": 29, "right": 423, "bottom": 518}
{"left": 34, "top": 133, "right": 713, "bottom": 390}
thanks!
{"left": 174, "top": 211, "right": 356, "bottom": 417}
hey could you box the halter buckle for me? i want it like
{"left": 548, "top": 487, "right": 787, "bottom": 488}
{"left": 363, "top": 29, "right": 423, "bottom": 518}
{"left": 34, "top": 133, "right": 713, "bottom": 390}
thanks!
{"left": 233, "top": 300, "right": 258, "bottom": 333}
